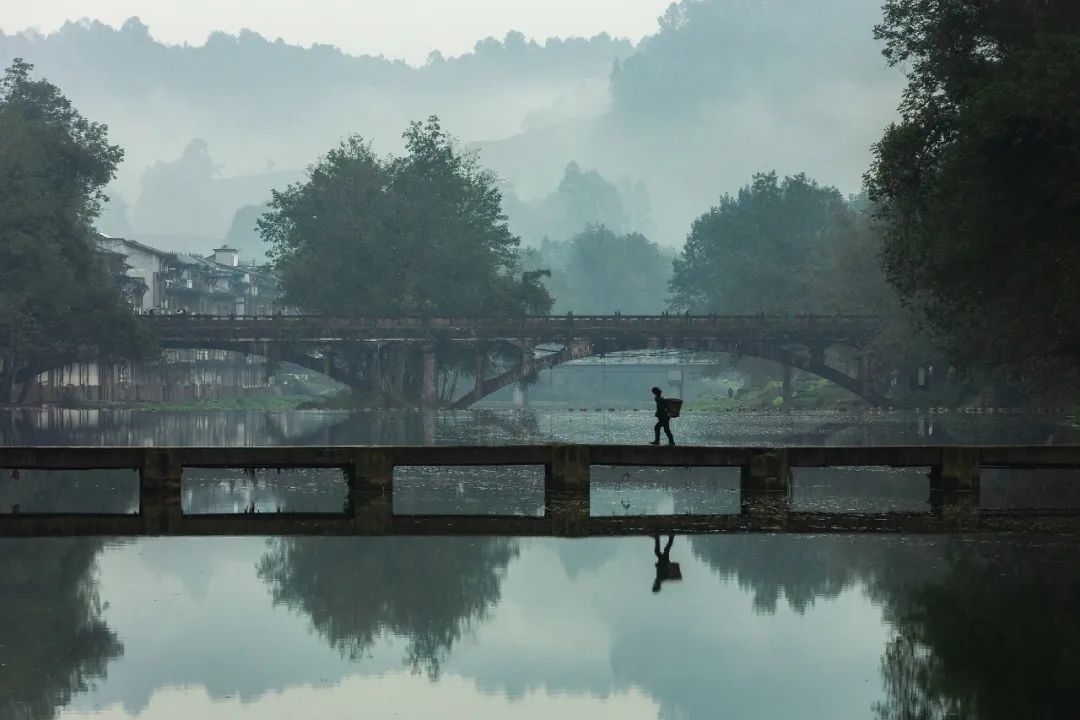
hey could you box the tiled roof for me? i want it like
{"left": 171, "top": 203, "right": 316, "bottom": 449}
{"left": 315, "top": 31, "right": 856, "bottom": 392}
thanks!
{"left": 102, "top": 236, "right": 180, "bottom": 260}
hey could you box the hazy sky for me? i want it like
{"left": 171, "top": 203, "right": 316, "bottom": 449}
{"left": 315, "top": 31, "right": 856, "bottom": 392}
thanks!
{"left": 3, "top": 0, "right": 673, "bottom": 64}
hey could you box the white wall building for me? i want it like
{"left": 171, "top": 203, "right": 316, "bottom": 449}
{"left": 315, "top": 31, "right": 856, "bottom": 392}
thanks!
{"left": 96, "top": 235, "right": 179, "bottom": 311}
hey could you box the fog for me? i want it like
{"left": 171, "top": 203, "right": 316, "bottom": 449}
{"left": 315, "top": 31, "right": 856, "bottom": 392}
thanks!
{"left": 0, "top": 0, "right": 902, "bottom": 254}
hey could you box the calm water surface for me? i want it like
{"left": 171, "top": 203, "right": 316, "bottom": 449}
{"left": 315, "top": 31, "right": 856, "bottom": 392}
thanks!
{"left": 2, "top": 408, "right": 1079, "bottom": 719}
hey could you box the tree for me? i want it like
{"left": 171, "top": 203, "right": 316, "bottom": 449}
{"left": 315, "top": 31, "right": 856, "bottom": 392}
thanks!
{"left": 866, "top": 1, "right": 1080, "bottom": 381}
{"left": 669, "top": 172, "right": 871, "bottom": 313}
{"left": 261, "top": 116, "right": 551, "bottom": 317}
{"left": 539, "top": 224, "right": 672, "bottom": 314}
{"left": 94, "top": 192, "right": 133, "bottom": 238}
{"left": 503, "top": 162, "right": 652, "bottom": 247}
{"left": 0, "top": 59, "right": 152, "bottom": 402}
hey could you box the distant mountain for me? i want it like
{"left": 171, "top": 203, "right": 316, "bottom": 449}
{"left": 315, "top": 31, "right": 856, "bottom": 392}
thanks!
{"left": 478, "top": 0, "right": 904, "bottom": 245}
{"left": 0, "top": 17, "right": 631, "bottom": 234}
{"left": 3, "top": 2, "right": 903, "bottom": 248}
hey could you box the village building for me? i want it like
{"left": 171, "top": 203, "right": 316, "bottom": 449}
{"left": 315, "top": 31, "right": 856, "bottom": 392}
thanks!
{"left": 95, "top": 236, "right": 282, "bottom": 315}
{"left": 24, "top": 237, "right": 291, "bottom": 404}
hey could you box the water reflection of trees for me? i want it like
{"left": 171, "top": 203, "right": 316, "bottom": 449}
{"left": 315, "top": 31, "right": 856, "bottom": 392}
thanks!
{"left": 0, "top": 539, "right": 121, "bottom": 720}
{"left": 257, "top": 537, "right": 517, "bottom": 677}
{"left": 1, "top": 468, "right": 138, "bottom": 515}
{"left": 690, "top": 535, "right": 869, "bottom": 613}
{"left": 692, "top": 534, "right": 1080, "bottom": 718}
{"left": 871, "top": 539, "right": 1080, "bottom": 720}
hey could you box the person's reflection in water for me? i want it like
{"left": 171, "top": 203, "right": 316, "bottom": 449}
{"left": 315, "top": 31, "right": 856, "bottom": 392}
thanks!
{"left": 652, "top": 534, "right": 681, "bottom": 593}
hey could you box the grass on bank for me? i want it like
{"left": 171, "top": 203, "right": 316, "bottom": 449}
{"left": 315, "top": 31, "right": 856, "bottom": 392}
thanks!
{"left": 132, "top": 395, "right": 314, "bottom": 412}
{"left": 689, "top": 377, "right": 866, "bottom": 411}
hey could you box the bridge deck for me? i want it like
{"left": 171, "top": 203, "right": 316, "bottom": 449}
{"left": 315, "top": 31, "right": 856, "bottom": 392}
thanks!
{"left": 2, "top": 444, "right": 1079, "bottom": 537}
{"left": 146, "top": 313, "right": 884, "bottom": 343}
{"left": 22, "top": 314, "right": 888, "bottom": 407}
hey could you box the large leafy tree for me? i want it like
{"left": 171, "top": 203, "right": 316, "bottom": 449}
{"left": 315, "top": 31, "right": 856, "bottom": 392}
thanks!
{"left": 866, "top": 1, "right": 1080, "bottom": 377}
{"left": 504, "top": 162, "right": 645, "bottom": 245}
{"left": 669, "top": 172, "right": 877, "bottom": 314}
{"left": 531, "top": 224, "right": 672, "bottom": 314}
{"left": 0, "top": 59, "right": 150, "bottom": 401}
{"left": 261, "top": 116, "right": 551, "bottom": 316}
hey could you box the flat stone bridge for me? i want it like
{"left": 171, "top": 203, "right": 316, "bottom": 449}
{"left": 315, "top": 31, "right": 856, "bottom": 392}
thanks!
{"left": 3, "top": 444, "right": 1079, "bottom": 538}
{"left": 140, "top": 314, "right": 888, "bottom": 406}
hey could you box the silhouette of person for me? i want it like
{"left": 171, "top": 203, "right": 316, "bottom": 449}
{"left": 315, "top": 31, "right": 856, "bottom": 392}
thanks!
{"left": 652, "top": 534, "right": 676, "bottom": 593}
{"left": 649, "top": 386, "right": 675, "bottom": 445}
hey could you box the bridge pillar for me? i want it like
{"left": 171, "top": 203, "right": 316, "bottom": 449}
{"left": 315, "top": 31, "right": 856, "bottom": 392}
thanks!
{"left": 141, "top": 449, "right": 183, "bottom": 535}
{"left": 740, "top": 449, "right": 790, "bottom": 494}
{"left": 929, "top": 448, "right": 980, "bottom": 527}
{"left": 545, "top": 445, "right": 590, "bottom": 536}
{"left": 668, "top": 368, "right": 685, "bottom": 398}
{"left": 474, "top": 351, "right": 486, "bottom": 395}
{"left": 349, "top": 448, "right": 395, "bottom": 533}
{"left": 782, "top": 364, "right": 793, "bottom": 406}
{"left": 421, "top": 345, "right": 438, "bottom": 409}
{"left": 512, "top": 383, "right": 527, "bottom": 408}
{"left": 740, "top": 449, "right": 791, "bottom": 522}
{"left": 422, "top": 408, "right": 436, "bottom": 445}
{"left": 859, "top": 348, "right": 872, "bottom": 396}
{"left": 930, "top": 448, "right": 980, "bottom": 493}
{"left": 367, "top": 344, "right": 382, "bottom": 396}
{"left": 521, "top": 339, "right": 535, "bottom": 377}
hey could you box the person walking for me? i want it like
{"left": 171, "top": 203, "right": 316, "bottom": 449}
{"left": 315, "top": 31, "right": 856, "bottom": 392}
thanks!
{"left": 650, "top": 386, "right": 675, "bottom": 445}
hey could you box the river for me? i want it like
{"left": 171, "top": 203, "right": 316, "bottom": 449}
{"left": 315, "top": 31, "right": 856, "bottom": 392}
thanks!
{"left": 2, "top": 407, "right": 1079, "bottom": 719}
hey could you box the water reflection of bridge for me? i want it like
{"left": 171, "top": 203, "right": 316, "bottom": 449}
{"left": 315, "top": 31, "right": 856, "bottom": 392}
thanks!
{"left": 3, "top": 444, "right": 1080, "bottom": 537}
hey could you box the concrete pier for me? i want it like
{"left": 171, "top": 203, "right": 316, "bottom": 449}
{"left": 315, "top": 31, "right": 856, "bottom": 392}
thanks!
{"left": 740, "top": 449, "right": 791, "bottom": 494}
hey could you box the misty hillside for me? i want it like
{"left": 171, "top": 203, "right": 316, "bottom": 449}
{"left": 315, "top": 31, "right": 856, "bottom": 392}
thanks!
{"left": 479, "top": 0, "right": 904, "bottom": 245}
{"left": 1, "top": 0, "right": 902, "bottom": 253}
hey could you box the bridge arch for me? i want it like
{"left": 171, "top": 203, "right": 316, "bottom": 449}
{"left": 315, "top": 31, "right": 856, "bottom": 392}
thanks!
{"left": 10, "top": 315, "right": 889, "bottom": 406}
{"left": 452, "top": 339, "right": 888, "bottom": 408}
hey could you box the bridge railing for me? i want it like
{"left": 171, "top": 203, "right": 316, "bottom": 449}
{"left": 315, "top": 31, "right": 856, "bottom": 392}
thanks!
{"left": 143, "top": 314, "right": 886, "bottom": 336}
{"left": 2, "top": 444, "right": 1077, "bottom": 537}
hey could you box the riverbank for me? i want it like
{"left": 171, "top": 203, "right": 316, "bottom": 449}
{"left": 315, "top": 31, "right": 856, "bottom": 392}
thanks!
{"left": 130, "top": 395, "right": 313, "bottom": 412}
{"left": 690, "top": 377, "right": 866, "bottom": 411}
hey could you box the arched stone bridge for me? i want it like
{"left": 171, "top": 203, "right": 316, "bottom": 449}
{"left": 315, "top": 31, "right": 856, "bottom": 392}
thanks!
{"left": 140, "top": 314, "right": 889, "bottom": 407}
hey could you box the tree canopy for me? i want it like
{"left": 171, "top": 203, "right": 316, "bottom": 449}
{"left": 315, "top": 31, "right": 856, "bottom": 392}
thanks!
{"left": 866, "top": 1, "right": 1080, "bottom": 378}
{"left": 502, "top": 162, "right": 652, "bottom": 246}
{"left": 669, "top": 172, "right": 883, "bottom": 314}
{"left": 527, "top": 224, "right": 672, "bottom": 314}
{"left": 0, "top": 59, "right": 150, "bottom": 401}
{"left": 261, "top": 117, "right": 551, "bottom": 316}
